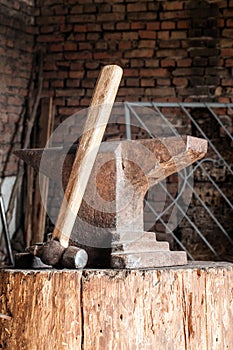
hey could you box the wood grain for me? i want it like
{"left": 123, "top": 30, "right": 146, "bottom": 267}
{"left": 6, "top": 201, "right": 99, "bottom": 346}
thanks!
{"left": 0, "top": 262, "right": 232, "bottom": 349}
{"left": 24, "top": 97, "right": 54, "bottom": 246}
{"left": 52, "top": 65, "right": 123, "bottom": 247}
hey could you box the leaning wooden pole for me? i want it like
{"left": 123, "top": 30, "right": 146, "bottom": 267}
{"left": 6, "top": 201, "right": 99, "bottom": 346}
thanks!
{"left": 52, "top": 64, "right": 123, "bottom": 248}
{"left": 0, "top": 263, "right": 233, "bottom": 349}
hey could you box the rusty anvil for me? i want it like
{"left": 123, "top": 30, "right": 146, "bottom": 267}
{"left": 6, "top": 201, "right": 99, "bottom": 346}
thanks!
{"left": 15, "top": 135, "right": 207, "bottom": 268}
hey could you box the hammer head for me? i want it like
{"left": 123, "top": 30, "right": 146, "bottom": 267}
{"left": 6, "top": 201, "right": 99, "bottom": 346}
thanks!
{"left": 14, "top": 237, "right": 88, "bottom": 269}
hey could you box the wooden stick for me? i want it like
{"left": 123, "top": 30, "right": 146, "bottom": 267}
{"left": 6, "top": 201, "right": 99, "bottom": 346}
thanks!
{"left": 32, "top": 97, "right": 54, "bottom": 244}
{"left": 52, "top": 65, "right": 123, "bottom": 247}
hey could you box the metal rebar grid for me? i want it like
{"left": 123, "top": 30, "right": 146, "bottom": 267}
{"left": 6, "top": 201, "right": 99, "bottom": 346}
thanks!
{"left": 124, "top": 102, "right": 233, "bottom": 261}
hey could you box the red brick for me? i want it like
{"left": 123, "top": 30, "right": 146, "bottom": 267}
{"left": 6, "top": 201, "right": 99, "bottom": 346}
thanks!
{"left": 124, "top": 49, "right": 154, "bottom": 58}
{"left": 226, "top": 19, "right": 233, "bottom": 27}
{"left": 173, "top": 77, "right": 188, "bottom": 87}
{"left": 160, "top": 59, "right": 176, "bottom": 67}
{"left": 66, "top": 80, "right": 80, "bottom": 88}
{"left": 51, "top": 80, "right": 64, "bottom": 88}
{"left": 53, "top": 5, "right": 69, "bottom": 15}
{"left": 81, "top": 80, "right": 95, "bottom": 88}
{"left": 157, "top": 49, "right": 188, "bottom": 58}
{"left": 222, "top": 78, "right": 233, "bottom": 86}
{"left": 143, "top": 59, "right": 158, "bottom": 68}
{"left": 140, "top": 68, "right": 169, "bottom": 77}
{"left": 139, "top": 30, "right": 156, "bottom": 39}
{"left": 157, "top": 78, "right": 171, "bottom": 86}
{"left": 70, "top": 62, "right": 84, "bottom": 70}
{"left": 124, "top": 69, "right": 139, "bottom": 77}
{"left": 221, "top": 48, "right": 233, "bottom": 57}
{"left": 70, "top": 5, "right": 84, "bottom": 14}
{"left": 126, "top": 78, "right": 140, "bottom": 86}
{"left": 117, "top": 87, "right": 144, "bottom": 97}
{"left": 130, "top": 59, "right": 145, "bottom": 67}
{"left": 171, "top": 31, "right": 187, "bottom": 39}
{"left": 157, "top": 31, "right": 170, "bottom": 40}
{"left": 64, "top": 42, "right": 77, "bottom": 51}
{"left": 223, "top": 9, "right": 233, "bottom": 17}
{"left": 160, "top": 11, "right": 188, "bottom": 20}
{"left": 68, "top": 14, "right": 95, "bottom": 23}
{"left": 74, "top": 25, "right": 87, "bottom": 32}
{"left": 177, "top": 58, "right": 192, "bottom": 67}
{"left": 102, "top": 23, "right": 115, "bottom": 30}
{"left": 86, "top": 33, "right": 100, "bottom": 41}
{"left": 138, "top": 40, "right": 156, "bottom": 48}
{"left": 85, "top": 62, "right": 99, "bottom": 70}
{"left": 218, "top": 97, "right": 230, "bottom": 103}
{"left": 145, "top": 87, "right": 175, "bottom": 97}
{"left": 64, "top": 51, "right": 92, "bottom": 60}
{"left": 163, "top": 2, "right": 184, "bottom": 10}
{"left": 117, "top": 22, "right": 131, "bottom": 30}
{"left": 161, "top": 21, "right": 176, "bottom": 30}
{"left": 159, "top": 40, "right": 180, "bottom": 48}
{"left": 40, "top": 25, "right": 55, "bottom": 34}
{"left": 98, "top": 3, "right": 112, "bottom": 12}
{"left": 127, "top": 3, "right": 147, "bottom": 12}
{"left": 93, "top": 51, "right": 121, "bottom": 60}
{"left": 80, "top": 98, "right": 91, "bottom": 107}
{"left": 122, "top": 32, "right": 138, "bottom": 40}
{"left": 104, "top": 32, "right": 122, "bottom": 41}
{"left": 56, "top": 89, "right": 85, "bottom": 97}
{"left": 226, "top": 59, "right": 233, "bottom": 67}
{"left": 73, "top": 33, "right": 85, "bottom": 42}
{"left": 177, "top": 20, "right": 189, "bottom": 29}
{"left": 83, "top": 4, "right": 97, "bottom": 13}
{"left": 97, "top": 13, "right": 125, "bottom": 22}
{"left": 222, "top": 29, "right": 233, "bottom": 38}
{"left": 112, "top": 4, "right": 126, "bottom": 12}
{"left": 141, "top": 78, "right": 155, "bottom": 87}
{"left": 37, "top": 34, "right": 63, "bottom": 43}
{"left": 87, "top": 24, "right": 102, "bottom": 32}
{"left": 95, "top": 42, "right": 108, "bottom": 50}
{"left": 7, "top": 96, "right": 23, "bottom": 106}
{"left": 118, "top": 41, "right": 132, "bottom": 50}
{"left": 69, "top": 71, "right": 85, "bottom": 79}
{"left": 44, "top": 71, "right": 69, "bottom": 79}
{"left": 37, "top": 15, "right": 65, "bottom": 25}
{"left": 79, "top": 42, "right": 92, "bottom": 50}
{"left": 131, "top": 22, "right": 145, "bottom": 30}
{"left": 146, "top": 22, "right": 160, "bottom": 30}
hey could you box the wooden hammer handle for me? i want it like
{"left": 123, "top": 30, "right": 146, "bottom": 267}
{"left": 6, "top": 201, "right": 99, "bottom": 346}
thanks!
{"left": 52, "top": 65, "right": 123, "bottom": 247}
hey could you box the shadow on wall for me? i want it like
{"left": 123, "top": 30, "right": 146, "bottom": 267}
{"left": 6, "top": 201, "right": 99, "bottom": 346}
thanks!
{"left": 187, "top": 0, "right": 220, "bottom": 99}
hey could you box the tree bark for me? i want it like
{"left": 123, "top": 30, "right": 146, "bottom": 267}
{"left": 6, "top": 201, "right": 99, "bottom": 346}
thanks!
{"left": 0, "top": 262, "right": 233, "bottom": 349}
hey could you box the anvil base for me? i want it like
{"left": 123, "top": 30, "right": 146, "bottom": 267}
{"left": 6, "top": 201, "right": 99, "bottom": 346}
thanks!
{"left": 111, "top": 232, "right": 187, "bottom": 268}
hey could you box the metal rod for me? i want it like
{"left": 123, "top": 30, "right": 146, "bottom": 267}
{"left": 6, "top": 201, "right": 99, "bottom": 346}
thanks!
{"left": 128, "top": 102, "right": 233, "bottom": 108}
{"left": 124, "top": 103, "right": 132, "bottom": 140}
{"left": 206, "top": 105, "right": 233, "bottom": 141}
{"left": 125, "top": 102, "right": 233, "bottom": 259}
{"left": 0, "top": 193, "right": 14, "bottom": 266}
{"left": 180, "top": 105, "right": 233, "bottom": 175}
{"left": 153, "top": 104, "right": 233, "bottom": 244}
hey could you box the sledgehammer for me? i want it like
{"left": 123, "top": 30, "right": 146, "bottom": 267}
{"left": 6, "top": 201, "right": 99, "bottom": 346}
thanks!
{"left": 17, "top": 65, "right": 123, "bottom": 269}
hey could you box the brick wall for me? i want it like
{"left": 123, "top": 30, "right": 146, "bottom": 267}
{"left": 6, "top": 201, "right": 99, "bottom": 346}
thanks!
{"left": 1, "top": 0, "right": 232, "bottom": 174}
{"left": 0, "top": 0, "right": 34, "bottom": 177}
{"left": 0, "top": 0, "right": 232, "bottom": 260}
{"left": 34, "top": 0, "right": 233, "bottom": 122}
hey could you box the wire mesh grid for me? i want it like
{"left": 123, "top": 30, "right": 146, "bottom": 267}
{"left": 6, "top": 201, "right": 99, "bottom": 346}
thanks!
{"left": 124, "top": 102, "right": 233, "bottom": 261}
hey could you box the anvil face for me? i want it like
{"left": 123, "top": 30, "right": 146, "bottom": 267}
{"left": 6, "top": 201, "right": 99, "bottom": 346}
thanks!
{"left": 15, "top": 136, "right": 207, "bottom": 268}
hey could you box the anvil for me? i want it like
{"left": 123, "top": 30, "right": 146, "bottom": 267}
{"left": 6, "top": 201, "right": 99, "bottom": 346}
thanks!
{"left": 15, "top": 135, "right": 207, "bottom": 268}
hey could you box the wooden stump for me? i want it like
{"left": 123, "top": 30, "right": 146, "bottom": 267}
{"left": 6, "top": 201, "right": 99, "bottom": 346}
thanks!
{"left": 0, "top": 262, "right": 233, "bottom": 349}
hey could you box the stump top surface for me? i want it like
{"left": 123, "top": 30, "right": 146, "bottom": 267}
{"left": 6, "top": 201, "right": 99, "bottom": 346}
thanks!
{"left": 1, "top": 261, "right": 233, "bottom": 275}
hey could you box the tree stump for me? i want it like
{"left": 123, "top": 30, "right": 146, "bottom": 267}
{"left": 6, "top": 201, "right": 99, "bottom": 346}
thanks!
{"left": 0, "top": 262, "right": 233, "bottom": 349}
